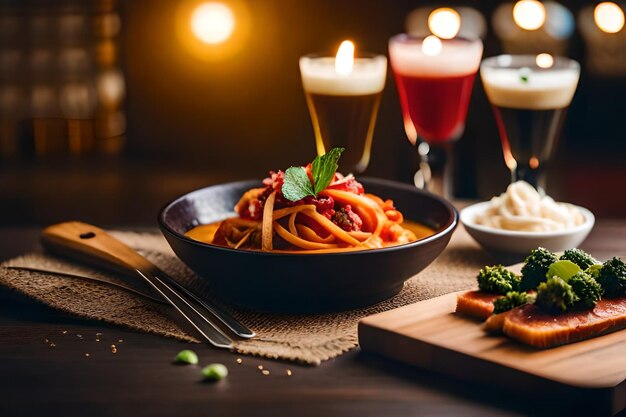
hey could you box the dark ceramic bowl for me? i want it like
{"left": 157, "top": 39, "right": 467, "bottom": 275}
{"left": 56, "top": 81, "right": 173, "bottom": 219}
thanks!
{"left": 158, "top": 178, "right": 457, "bottom": 313}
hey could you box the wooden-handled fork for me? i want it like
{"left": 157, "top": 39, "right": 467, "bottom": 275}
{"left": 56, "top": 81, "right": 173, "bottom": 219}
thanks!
{"left": 41, "top": 221, "right": 255, "bottom": 348}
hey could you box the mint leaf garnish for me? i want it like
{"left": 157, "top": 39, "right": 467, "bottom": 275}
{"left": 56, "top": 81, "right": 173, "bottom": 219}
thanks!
{"left": 519, "top": 67, "right": 531, "bottom": 84}
{"left": 281, "top": 147, "right": 345, "bottom": 202}
{"left": 311, "top": 147, "right": 344, "bottom": 195}
{"left": 282, "top": 166, "right": 315, "bottom": 201}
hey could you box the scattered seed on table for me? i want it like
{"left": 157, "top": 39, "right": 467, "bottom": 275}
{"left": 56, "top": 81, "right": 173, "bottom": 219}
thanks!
{"left": 118, "top": 339, "right": 124, "bottom": 343}
{"left": 257, "top": 365, "right": 263, "bottom": 370}
{"left": 286, "top": 369, "right": 292, "bottom": 376}
{"left": 85, "top": 353, "right": 90, "bottom": 357}
{"left": 44, "top": 338, "right": 49, "bottom": 343}
{"left": 236, "top": 358, "right": 242, "bottom": 364}
{"left": 96, "top": 339, "right": 100, "bottom": 342}
{"left": 76, "top": 334, "right": 83, "bottom": 339}
{"left": 62, "top": 330, "right": 68, "bottom": 335}
{"left": 111, "top": 344, "right": 117, "bottom": 354}
{"left": 49, "top": 343, "right": 56, "bottom": 348}
{"left": 262, "top": 370, "right": 270, "bottom": 376}
{"left": 96, "top": 332, "right": 102, "bottom": 337}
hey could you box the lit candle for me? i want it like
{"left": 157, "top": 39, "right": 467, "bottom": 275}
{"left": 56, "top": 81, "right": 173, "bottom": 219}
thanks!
{"left": 299, "top": 41, "right": 387, "bottom": 173}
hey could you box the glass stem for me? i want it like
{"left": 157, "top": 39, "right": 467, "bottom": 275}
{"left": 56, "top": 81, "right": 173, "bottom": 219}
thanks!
{"left": 414, "top": 140, "right": 454, "bottom": 199}
{"left": 511, "top": 164, "right": 546, "bottom": 194}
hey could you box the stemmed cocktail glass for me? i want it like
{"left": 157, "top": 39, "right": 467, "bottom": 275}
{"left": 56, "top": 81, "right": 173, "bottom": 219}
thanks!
{"left": 480, "top": 55, "right": 580, "bottom": 192}
{"left": 389, "top": 35, "right": 483, "bottom": 198}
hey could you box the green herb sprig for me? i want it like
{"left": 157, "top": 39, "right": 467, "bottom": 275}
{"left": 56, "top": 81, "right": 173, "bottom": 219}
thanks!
{"left": 281, "top": 147, "right": 344, "bottom": 202}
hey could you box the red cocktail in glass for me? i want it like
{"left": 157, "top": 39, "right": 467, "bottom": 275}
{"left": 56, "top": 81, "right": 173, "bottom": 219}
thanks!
{"left": 389, "top": 35, "right": 483, "bottom": 197}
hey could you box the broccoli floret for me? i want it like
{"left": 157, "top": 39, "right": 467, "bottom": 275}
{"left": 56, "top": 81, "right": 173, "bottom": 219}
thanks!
{"left": 477, "top": 265, "right": 521, "bottom": 294}
{"left": 569, "top": 271, "right": 603, "bottom": 308}
{"left": 536, "top": 276, "right": 579, "bottom": 313}
{"left": 596, "top": 257, "right": 626, "bottom": 297}
{"left": 560, "top": 249, "right": 599, "bottom": 270}
{"left": 493, "top": 291, "right": 536, "bottom": 314}
{"left": 586, "top": 264, "right": 603, "bottom": 279}
{"left": 520, "top": 247, "right": 559, "bottom": 290}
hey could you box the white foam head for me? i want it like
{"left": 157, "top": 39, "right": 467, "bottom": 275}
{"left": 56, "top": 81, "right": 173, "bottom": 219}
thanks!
{"left": 481, "top": 55, "right": 580, "bottom": 110}
{"left": 388, "top": 35, "right": 483, "bottom": 77}
{"left": 299, "top": 55, "right": 387, "bottom": 96}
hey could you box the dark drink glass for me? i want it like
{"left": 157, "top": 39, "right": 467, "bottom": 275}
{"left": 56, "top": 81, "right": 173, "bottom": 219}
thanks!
{"left": 480, "top": 55, "right": 580, "bottom": 192}
{"left": 389, "top": 34, "right": 483, "bottom": 198}
{"left": 300, "top": 52, "right": 386, "bottom": 174}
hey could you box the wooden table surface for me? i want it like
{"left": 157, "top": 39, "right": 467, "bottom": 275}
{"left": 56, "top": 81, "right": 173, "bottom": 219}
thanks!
{"left": 1, "top": 222, "right": 626, "bottom": 417}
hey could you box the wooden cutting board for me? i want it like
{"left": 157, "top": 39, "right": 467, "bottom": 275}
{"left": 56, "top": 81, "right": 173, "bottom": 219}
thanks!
{"left": 359, "top": 289, "right": 626, "bottom": 416}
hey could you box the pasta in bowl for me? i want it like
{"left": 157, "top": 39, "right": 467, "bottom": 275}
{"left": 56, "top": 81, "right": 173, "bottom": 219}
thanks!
{"left": 158, "top": 149, "right": 458, "bottom": 313}
{"left": 186, "top": 171, "right": 429, "bottom": 253}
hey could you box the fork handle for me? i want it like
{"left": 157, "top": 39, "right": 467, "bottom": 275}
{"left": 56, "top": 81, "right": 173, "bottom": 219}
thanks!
{"left": 41, "top": 221, "right": 156, "bottom": 277}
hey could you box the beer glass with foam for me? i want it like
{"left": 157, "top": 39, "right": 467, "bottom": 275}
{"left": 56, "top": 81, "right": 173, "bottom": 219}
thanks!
{"left": 480, "top": 55, "right": 580, "bottom": 191}
{"left": 299, "top": 43, "right": 387, "bottom": 174}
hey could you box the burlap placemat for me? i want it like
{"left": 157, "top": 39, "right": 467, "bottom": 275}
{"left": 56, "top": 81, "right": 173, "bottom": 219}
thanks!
{"left": 0, "top": 228, "right": 490, "bottom": 365}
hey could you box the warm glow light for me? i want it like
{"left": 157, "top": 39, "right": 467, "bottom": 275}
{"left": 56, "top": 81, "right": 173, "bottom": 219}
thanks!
{"left": 428, "top": 8, "right": 461, "bottom": 39}
{"left": 191, "top": 2, "right": 235, "bottom": 44}
{"left": 594, "top": 2, "right": 625, "bottom": 33}
{"left": 335, "top": 40, "right": 355, "bottom": 75}
{"left": 513, "top": 0, "right": 546, "bottom": 31}
{"left": 422, "top": 35, "right": 442, "bottom": 56}
{"left": 535, "top": 53, "right": 554, "bottom": 68}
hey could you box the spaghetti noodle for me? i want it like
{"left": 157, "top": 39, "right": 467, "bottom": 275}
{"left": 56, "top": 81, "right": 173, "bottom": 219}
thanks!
{"left": 185, "top": 155, "right": 427, "bottom": 252}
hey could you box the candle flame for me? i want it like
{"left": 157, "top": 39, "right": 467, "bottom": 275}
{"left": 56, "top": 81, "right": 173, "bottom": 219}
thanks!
{"left": 594, "top": 2, "right": 625, "bottom": 34}
{"left": 513, "top": 0, "right": 546, "bottom": 31}
{"left": 428, "top": 8, "right": 461, "bottom": 40}
{"left": 335, "top": 40, "right": 355, "bottom": 76}
{"left": 422, "top": 35, "right": 442, "bottom": 56}
{"left": 535, "top": 53, "right": 553, "bottom": 69}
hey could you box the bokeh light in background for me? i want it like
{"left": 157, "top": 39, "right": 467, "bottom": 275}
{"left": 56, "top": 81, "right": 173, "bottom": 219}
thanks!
{"left": 428, "top": 8, "right": 461, "bottom": 39}
{"left": 512, "top": 0, "right": 546, "bottom": 30}
{"left": 543, "top": 2, "right": 575, "bottom": 40}
{"left": 579, "top": 2, "right": 626, "bottom": 76}
{"left": 535, "top": 52, "right": 554, "bottom": 68}
{"left": 176, "top": 0, "right": 250, "bottom": 61}
{"left": 422, "top": 35, "right": 443, "bottom": 56}
{"left": 594, "top": 2, "right": 625, "bottom": 34}
{"left": 493, "top": 1, "right": 574, "bottom": 56}
{"left": 406, "top": 6, "right": 486, "bottom": 40}
{"left": 191, "top": 2, "right": 235, "bottom": 44}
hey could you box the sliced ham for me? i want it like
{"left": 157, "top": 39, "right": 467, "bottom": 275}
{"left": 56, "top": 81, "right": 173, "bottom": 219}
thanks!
{"left": 489, "top": 297, "right": 626, "bottom": 348}
{"left": 456, "top": 291, "right": 502, "bottom": 320}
